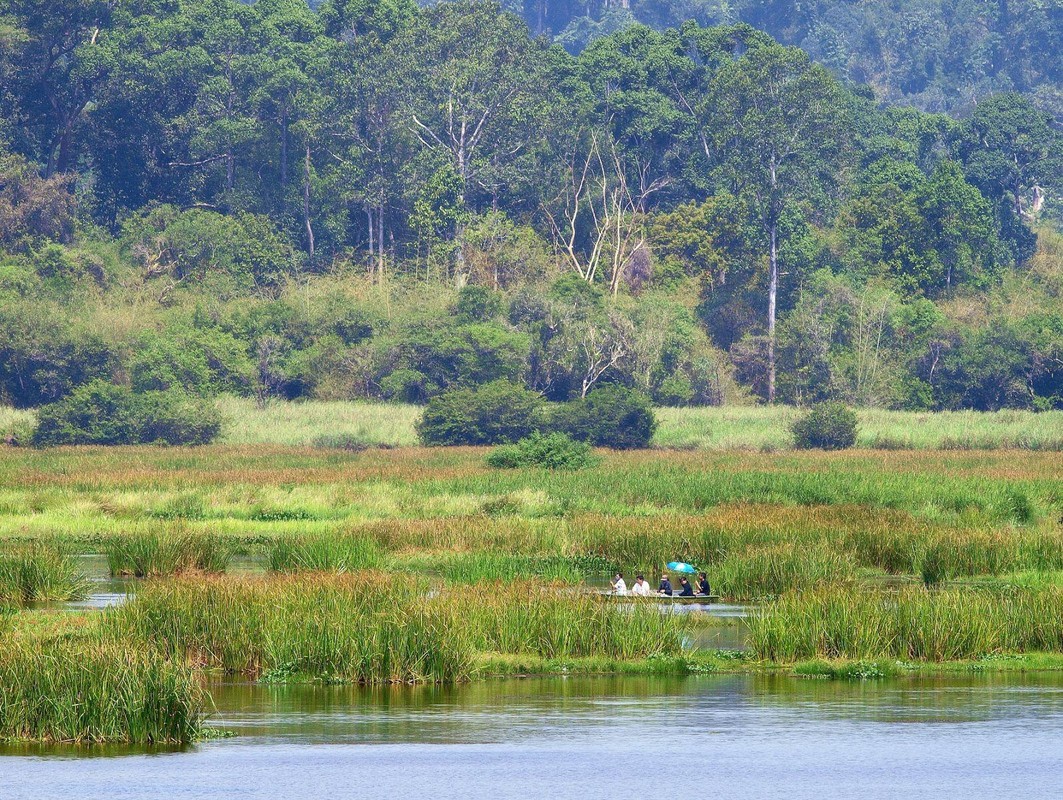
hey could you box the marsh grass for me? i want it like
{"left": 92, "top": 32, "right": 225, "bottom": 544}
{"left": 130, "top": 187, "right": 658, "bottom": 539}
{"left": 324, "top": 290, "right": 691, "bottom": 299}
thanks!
{"left": 0, "top": 407, "right": 35, "bottom": 446}
{"left": 445, "top": 582, "right": 685, "bottom": 660}
{"left": 105, "top": 530, "right": 234, "bottom": 577}
{"left": 267, "top": 534, "right": 383, "bottom": 572}
{"left": 0, "top": 547, "right": 91, "bottom": 604}
{"left": 107, "top": 573, "right": 468, "bottom": 682}
{"left": 216, "top": 396, "right": 420, "bottom": 447}
{"left": 0, "top": 639, "right": 203, "bottom": 744}
{"left": 748, "top": 586, "right": 1063, "bottom": 662}
{"left": 106, "top": 573, "right": 686, "bottom": 682}
{"left": 710, "top": 543, "right": 857, "bottom": 600}
{"left": 399, "top": 552, "right": 589, "bottom": 584}
{"left": 1, "top": 448, "right": 1060, "bottom": 601}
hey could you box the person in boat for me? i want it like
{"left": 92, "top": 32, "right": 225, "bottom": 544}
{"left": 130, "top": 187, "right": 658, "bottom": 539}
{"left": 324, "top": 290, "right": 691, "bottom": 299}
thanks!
{"left": 611, "top": 572, "right": 627, "bottom": 595}
{"left": 658, "top": 574, "right": 673, "bottom": 596}
{"left": 631, "top": 574, "right": 651, "bottom": 596}
{"left": 678, "top": 577, "right": 695, "bottom": 597}
{"left": 697, "top": 572, "right": 711, "bottom": 597}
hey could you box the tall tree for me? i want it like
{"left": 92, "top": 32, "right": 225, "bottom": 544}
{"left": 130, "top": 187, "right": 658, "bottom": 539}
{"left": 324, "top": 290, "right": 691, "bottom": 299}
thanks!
{"left": 398, "top": 0, "right": 556, "bottom": 258}
{"left": 960, "top": 92, "right": 1061, "bottom": 262}
{"left": 707, "top": 43, "right": 851, "bottom": 402}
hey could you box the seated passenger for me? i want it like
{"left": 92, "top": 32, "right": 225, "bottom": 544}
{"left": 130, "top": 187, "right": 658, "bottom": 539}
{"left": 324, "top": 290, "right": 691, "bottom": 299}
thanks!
{"left": 611, "top": 572, "right": 627, "bottom": 596}
{"left": 697, "top": 572, "right": 711, "bottom": 596}
{"left": 631, "top": 574, "right": 651, "bottom": 596}
{"left": 678, "top": 577, "right": 695, "bottom": 597}
{"left": 658, "top": 574, "right": 673, "bottom": 596}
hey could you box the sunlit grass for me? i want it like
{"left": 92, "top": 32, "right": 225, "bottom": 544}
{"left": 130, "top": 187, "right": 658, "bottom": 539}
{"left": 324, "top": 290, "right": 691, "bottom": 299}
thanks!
{"left": 205, "top": 397, "right": 1063, "bottom": 450}
{"left": 747, "top": 586, "right": 1063, "bottom": 661}
{"left": 654, "top": 406, "right": 1063, "bottom": 450}
{"left": 0, "top": 638, "right": 203, "bottom": 744}
{"left": 106, "top": 573, "right": 685, "bottom": 682}
{"left": 0, "top": 546, "right": 91, "bottom": 605}
{"left": 216, "top": 396, "right": 420, "bottom": 447}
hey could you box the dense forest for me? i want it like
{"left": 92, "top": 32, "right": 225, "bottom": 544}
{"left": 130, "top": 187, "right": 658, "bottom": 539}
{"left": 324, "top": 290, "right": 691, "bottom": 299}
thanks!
{"left": 516, "top": 0, "right": 1063, "bottom": 116}
{"left": 1, "top": 0, "right": 1061, "bottom": 424}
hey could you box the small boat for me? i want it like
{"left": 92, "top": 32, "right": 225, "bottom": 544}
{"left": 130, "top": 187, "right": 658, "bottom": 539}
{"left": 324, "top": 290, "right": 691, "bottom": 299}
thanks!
{"left": 598, "top": 592, "right": 720, "bottom": 604}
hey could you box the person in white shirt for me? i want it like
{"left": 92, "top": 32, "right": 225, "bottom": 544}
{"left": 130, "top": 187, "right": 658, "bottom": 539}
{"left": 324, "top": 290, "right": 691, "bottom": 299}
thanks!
{"left": 630, "top": 574, "right": 651, "bottom": 596}
{"left": 611, "top": 572, "right": 627, "bottom": 595}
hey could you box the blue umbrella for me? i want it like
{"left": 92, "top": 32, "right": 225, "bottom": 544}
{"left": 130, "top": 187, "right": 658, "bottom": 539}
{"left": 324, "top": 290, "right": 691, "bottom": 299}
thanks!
{"left": 666, "top": 561, "right": 699, "bottom": 574}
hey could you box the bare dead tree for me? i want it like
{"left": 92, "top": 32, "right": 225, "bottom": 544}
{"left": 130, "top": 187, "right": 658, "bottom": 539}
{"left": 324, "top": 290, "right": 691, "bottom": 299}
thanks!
{"left": 545, "top": 131, "right": 667, "bottom": 296}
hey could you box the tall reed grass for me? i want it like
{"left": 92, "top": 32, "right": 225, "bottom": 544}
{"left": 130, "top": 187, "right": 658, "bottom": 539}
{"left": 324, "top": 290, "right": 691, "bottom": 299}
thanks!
{"left": 107, "top": 573, "right": 685, "bottom": 682}
{"left": 216, "top": 396, "right": 420, "bottom": 447}
{"left": 107, "top": 574, "right": 467, "bottom": 682}
{"left": 443, "top": 582, "right": 685, "bottom": 660}
{"left": 747, "top": 586, "right": 1063, "bottom": 662}
{"left": 710, "top": 544, "right": 857, "bottom": 599}
{"left": 266, "top": 534, "right": 383, "bottom": 572}
{"left": 0, "top": 547, "right": 91, "bottom": 605}
{"left": 105, "top": 530, "right": 233, "bottom": 577}
{"left": 0, "top": 639, "right": 203, "bottom": 744}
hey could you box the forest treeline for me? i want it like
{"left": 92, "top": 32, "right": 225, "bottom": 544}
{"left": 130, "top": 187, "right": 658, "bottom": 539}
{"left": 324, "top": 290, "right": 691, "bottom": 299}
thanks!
{"left": 1, "top": 0, "right": 1061, "bottom": 417}
{"left": 512, "top": 0, "right": 1063, "bottom": 116}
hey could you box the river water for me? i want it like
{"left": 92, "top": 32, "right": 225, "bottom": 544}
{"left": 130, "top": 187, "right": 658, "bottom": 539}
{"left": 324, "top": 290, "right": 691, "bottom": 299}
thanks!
{"left": 4, "top": 672, "right": 1062, "bottom": 799}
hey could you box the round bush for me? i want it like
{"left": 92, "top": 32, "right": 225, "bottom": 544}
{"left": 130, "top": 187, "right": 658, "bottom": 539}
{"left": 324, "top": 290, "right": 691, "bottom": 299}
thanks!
{"left": 133, "top": 390, "right": 222, "bottom": 445}
{"left": 555, "top": 385, "right": 657, "bottom": 449}
{"left": 486, "top": 432, "right": 599, "bottom": 470}
{"left": 791, "top": 402, "right": 859, "bottom": 450}
{"left": 33, "top": 381, "right": 140, "bottom": 446}
{"left": 32, "top": 381, "right": 221, "bottom": 447}
{"left": 417, "top": 380, "right": 544, "bottom": 446}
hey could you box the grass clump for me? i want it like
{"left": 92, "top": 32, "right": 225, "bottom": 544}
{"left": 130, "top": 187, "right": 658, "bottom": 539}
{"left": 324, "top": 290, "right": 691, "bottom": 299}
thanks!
{"left": 486, "top": 432, "right": 599, "bottom": 470}
{"left": 438, "top": 582, "right": 686, "bottom": 661}
{"left": 106, "top": 573, "right": 468, "bottom": 682}
{"left": 106, "top": 573, "right": 687, "bottom": 682}
{"left": 105, "top": 530, "right": 233, "bottom": 577}
{"left": 0, "top": 639, "right": 204, "bottom": 744}
{"left": 748, "top": 586, "right": 1063, "bottom": 662}
{"left": 0, "top": 547, "right": 91, "bottom": 605}
{"left": 311, "top": 432, "right": 371, "bottom": 451}
{"left": 711, "top": 543, "right": 857, "bottom": 600}
{"left": 267, "top": 534, "right": 383, "bottom": 572}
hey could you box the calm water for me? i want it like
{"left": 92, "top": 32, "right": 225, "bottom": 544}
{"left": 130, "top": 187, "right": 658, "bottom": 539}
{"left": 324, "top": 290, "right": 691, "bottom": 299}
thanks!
{"left": 4, "top": 673, "right": 1062, "bottom": 799}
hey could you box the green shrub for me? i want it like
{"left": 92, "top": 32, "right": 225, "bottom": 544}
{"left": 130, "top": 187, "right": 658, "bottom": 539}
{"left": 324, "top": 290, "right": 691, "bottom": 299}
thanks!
{"left": 555, "top": 385, "right": 657, "bottom": 449}
{"left": 33, "top": 381, "right": 139, "bottom": 446}
{"left": 418, "top": 380, "right": 544, "bottom": 445}
{"left": 791, "top": 402, "right": 859, "bottom": 450}
{"left": 455, "top": 285, "right": 502, "bottom": 323}
{"left": 130, "top": 327, "right": 253, "bottom": 396}
{"left": 486, "top": 432, "right": 599, "bottom": 470}
{"left": 390, "top": 321, "right": 531, "bottom": 401}
{"left": 32, "top": 381, "right": 220, "bottom": 446}
{"left": 134, "top": 390, "right": 221, "bottom": 445}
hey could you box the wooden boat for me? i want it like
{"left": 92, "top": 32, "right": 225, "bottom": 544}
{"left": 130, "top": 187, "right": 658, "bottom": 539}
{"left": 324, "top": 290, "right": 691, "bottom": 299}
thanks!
{"left": 598, "top": 592, "right": 720, "bottom": 604}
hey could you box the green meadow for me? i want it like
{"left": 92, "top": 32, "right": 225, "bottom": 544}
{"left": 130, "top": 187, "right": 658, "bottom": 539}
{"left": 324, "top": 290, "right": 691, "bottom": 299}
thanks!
{"left": 198, "top": 399, "right": 1063, "bottom": 451}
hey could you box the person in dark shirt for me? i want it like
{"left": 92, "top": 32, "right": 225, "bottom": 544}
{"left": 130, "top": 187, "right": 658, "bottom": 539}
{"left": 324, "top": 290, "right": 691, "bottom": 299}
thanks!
{"left": 678, "top": 577, "right": 695, "bottom": 596}
{"left": 697, "top": 572, "right": 711, "bottom": 596}
{"left": 658, "top": 574, "right": 672, "bottom": 596}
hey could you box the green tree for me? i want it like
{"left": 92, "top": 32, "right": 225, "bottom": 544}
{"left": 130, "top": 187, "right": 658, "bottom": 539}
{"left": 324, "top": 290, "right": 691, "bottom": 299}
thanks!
{"left": 707, "top": 43, "right": 852, "bottom": 401}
